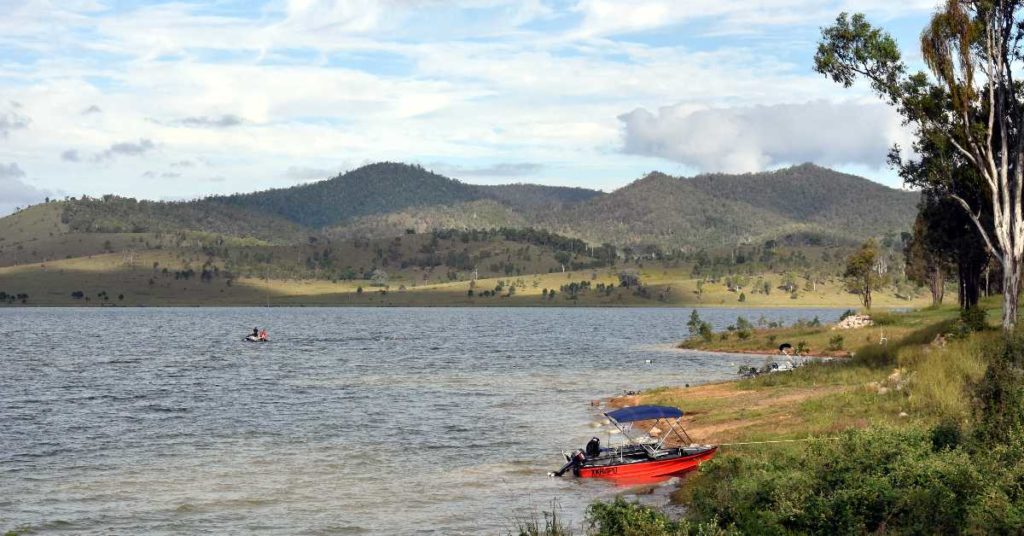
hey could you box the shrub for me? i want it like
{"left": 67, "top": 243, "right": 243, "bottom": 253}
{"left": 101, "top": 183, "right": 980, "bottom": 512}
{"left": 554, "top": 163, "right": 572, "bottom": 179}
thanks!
{"left": 961, "top": 306, "right": 988, "bottom": 332}
{"left": 796, "top": 341, "right": 808, "bottom": 354}
{"left": 974, "top": 336, "right": 1024, "bottom": 444}
{"left": 871, "top": 311, "right": 898, "bottom": 325}
{"left": 839, "top": 308, "right": 857, "bottom": 321}
{"left": 687, "top": 310, "right": 702, "bottom": 336}
{"left": 827, "top": 334, "right": 844, "bottom": 351}
{"left": 587, "top": 498, "right": 729, "bottom": 536}
{"left": 699, "top": 322, "right": 714, "bottom": 343}
{"left": 689, "top": 428, "right": 986, "bottom": 535}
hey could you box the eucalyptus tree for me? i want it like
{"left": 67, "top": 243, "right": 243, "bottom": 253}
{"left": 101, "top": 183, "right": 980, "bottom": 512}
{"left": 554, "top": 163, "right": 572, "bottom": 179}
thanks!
{"left": 816, "top": 3, "right": 1024, "bottom": 330}
{"left": 845, "top": 239, "right": 884, "bottom": 310}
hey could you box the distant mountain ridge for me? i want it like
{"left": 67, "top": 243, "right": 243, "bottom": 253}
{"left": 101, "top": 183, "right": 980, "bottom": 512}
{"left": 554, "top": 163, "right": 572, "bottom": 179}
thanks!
{"left": 7, "top": 161, "right": 918, "bottom": 250}
{"left": 316, "top": 162, "right": 919, "bottom": 248}
{"left": 213, "top": 162, "right": 604, "bottom": 229}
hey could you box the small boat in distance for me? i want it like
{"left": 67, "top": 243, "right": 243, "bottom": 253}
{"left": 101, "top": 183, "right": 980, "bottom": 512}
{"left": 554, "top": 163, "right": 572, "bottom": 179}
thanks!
{"left": 244, "top": 327, "right": 269, "bottom": 343}
{"left": 551, "top": 405, "right": 716, "bottom": 482}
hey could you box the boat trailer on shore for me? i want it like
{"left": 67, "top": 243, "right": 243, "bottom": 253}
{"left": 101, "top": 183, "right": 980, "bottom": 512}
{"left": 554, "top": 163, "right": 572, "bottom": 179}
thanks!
{"left": 551, "top": 405, "right": 717, "bottom": 481}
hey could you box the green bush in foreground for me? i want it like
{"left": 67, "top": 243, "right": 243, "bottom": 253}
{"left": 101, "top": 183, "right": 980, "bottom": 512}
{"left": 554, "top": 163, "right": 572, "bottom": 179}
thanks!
{"left": 588, "top": 498, "right": 729, "bottom": 536}
{"left": 684, "top": 332, "right": 1024, "bottom": 535}
{"left": 689, "top": 427, "right": 995, "bottom": 534}
{"left": 514, "top": 498, "right": 729, "bottom": 536}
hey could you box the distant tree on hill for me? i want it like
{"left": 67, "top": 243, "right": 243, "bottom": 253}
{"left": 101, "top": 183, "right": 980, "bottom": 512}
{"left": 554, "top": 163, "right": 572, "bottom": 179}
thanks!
{"left": 618, "top": 271, "right": 640, "bottom": 288}
{"left": 370, "top": 269, "right": 389, "bottom": 287}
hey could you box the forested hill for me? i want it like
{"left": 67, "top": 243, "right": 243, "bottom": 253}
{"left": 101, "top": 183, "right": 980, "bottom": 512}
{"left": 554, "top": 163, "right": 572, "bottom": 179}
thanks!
{"left": 213, "top": 163, "right": 484, "bottom": 228}
{"left": 333, "top": 163, "right": 919, "bottom": 248}
{"left": 686, "top": 164, "right": 920, "bottom": 240}
{"left": 4, "top": 161, "right": 919, "bottom": 252}
{"left": 212, "top": 162, "right": 603, "bottom": 228}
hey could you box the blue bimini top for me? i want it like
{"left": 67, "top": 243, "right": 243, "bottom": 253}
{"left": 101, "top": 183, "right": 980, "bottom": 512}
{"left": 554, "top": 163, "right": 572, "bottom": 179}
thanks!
{"left": 605, "top": 405, "right": 684, "bottom": 423}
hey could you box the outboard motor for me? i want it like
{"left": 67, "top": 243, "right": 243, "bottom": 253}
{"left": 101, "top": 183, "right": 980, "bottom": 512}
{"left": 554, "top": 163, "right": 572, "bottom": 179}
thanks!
{"left": 551, "top": 449, "right": 586, "bottom": 477}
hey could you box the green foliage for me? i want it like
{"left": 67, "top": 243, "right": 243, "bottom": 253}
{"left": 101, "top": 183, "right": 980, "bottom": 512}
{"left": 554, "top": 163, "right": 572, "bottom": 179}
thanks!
{"left": 870, "top": 311, "right": 897, "bottom": 325}
{"left": 587, "top": 498, "right": 729, "bottom": 536}
{"left": 699, "top": 322, "right": 714, "bottom": 343}
{"left": 960, "top": 306, "right": 987, "bottom": 332}
{"left": 844, "top": 239, "right": 884, "bottom": 309}
{"left": 973, "top": 335, "right": 1024, "bottom": 444}
{"left": 827, "top": 334, "right": 844, "bottom": 351}
{"left": 687, "top": 310, "right": 702, "bottom": 336}
{"left": 682, "top": 329, "right": 1024, "bottom": 535}
{"left": 946, "top": 307, "right": 988, "bottom": 341}
{"left": 795, "top": 341, "right": 808, "bottom": 354}
{"left": 689, "top": 428, "right": 987, "bottom": 535}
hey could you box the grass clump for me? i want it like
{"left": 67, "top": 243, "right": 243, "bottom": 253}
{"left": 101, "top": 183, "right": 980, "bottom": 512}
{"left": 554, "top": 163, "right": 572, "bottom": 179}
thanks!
{"left": 513, "top": 509, "right": 574, "bottom": 536}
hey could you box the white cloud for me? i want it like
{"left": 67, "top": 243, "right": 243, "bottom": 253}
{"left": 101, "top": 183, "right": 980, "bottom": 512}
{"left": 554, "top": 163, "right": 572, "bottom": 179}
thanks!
{"left": 571, "top": 0, "right": 938, "bottom": 38}
{"left": 0, "top": 103, "right": 30, "bottom": 138}
{"left": 92, "top": 138, "right": 156, "bottom": 161}
{"left": 0, "top": 162, "right": 50, "bottom": 216}
{"left": 429, "top": 162, "right": 543, "bottom": 178}
{"left": 284, "top": 165, "right": 341, "bottom": 181}
{"left": 619, "top": 100, "right": 909, "bottom": 173}
{"left": 169, "top": 114, "right": 245, "bottom": 128}
{"left": 0, "top": 0, "right": 926, "bottom": 199}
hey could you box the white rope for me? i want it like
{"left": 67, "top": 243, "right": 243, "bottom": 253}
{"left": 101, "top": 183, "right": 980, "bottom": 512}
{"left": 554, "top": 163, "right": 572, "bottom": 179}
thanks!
{"left": 718, "top": 437, "right": 839, "bottom": 447}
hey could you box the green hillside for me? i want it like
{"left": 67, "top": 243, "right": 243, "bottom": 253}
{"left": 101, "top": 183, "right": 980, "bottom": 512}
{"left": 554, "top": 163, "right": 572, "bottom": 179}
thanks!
{"left": 214, "top": 162, "right": 487, "bottom": 228}
{"left": 545, "top": 172, "right": 799, "bottom": 247}
{"left": 687, "top": 163, "right": 919, "bottom": 239}
{"left": 60, "top": 196, "right": 306, "bottom": 243}
{"left": 474, "top": 183, "right": 603, "bottom": 210}
{"left": 0, "top": 162, "right": 920, "bottom": 271}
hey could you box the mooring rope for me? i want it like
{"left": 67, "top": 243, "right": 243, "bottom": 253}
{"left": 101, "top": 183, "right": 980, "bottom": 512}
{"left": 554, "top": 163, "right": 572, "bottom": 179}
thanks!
{"left": 718, "top": 437, "right": 839, "bottom": 447}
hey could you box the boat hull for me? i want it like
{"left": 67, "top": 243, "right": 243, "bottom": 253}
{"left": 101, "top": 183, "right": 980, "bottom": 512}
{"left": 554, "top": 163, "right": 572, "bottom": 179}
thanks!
{"left": 576, "top": 446, "right": 717, "bottom": 480}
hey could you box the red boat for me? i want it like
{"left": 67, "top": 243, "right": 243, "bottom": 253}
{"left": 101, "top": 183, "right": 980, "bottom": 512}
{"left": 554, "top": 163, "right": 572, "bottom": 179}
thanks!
{"left": 552, "top": 405, "right": 717, "bottom": 482}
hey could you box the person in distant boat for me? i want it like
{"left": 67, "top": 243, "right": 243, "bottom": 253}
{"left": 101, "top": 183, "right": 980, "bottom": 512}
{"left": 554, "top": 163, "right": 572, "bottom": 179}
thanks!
{"left": 252, "top": 327, "right": 259, "bottom": 339}
{"left": 259, "top": 329, "right": 268, "bottom": 341}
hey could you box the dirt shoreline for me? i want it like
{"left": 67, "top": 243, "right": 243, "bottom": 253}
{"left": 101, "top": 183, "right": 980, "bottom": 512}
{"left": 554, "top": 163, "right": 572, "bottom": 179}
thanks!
{"left": 675, "top": 345, "right": 851, "bottom": 359}
{"left": 600, "top": 375, "right": 848, "bottom": 445}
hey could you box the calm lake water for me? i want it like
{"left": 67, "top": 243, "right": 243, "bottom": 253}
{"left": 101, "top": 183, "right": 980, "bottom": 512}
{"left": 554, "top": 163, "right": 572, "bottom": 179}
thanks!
{"left": 1, "top": 307, "right": 845, "bottom": 535}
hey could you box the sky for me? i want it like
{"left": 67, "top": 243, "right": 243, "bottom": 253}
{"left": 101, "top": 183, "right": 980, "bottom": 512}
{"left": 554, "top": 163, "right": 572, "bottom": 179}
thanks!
{"left": 0, "top": 0, "right": 941, "bottom": 216}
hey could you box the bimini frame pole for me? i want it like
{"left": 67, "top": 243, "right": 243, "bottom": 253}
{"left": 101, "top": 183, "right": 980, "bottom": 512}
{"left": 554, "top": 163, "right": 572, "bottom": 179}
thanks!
{"left": 657, "top": 416, "right": 692, "bottom": 449}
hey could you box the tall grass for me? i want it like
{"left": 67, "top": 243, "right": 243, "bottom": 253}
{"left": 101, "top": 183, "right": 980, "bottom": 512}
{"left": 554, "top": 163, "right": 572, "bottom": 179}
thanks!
{"left": 512, "top": 510, "right": 574, "bottom": 536}
{"left": 898, "top": 334, "right": 994, "bottom": 420}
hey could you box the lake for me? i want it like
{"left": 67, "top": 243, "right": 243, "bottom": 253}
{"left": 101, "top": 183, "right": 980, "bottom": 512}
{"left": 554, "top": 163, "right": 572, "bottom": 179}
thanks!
{"left": 0, "top": 307, "right": 845, "bottom": 534}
